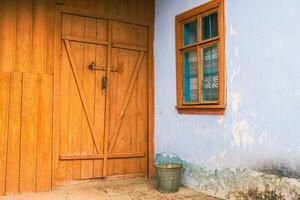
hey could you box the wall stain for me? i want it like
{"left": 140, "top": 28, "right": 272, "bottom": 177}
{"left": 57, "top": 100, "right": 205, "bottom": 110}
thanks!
{"left": 255, "top": 162, "right": 300, "bottom": 179}
{"left": 155, "top": 154, "right": 300, "bottom": 199}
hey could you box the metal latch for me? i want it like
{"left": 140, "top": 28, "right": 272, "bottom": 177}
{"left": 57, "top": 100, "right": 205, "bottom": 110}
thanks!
{"left": 89, "top": 62, "right": 106, "bottom": 71}
{"left": 101, "top": 76, "right": 107, "bottom": 91}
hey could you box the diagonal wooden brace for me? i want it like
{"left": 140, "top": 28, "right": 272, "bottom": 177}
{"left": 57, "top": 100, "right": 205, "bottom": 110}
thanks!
{"left": 64, "top": 39, "right": 101, "bottom": 154}
{"left": 108, "top": 51, "right": 145, "bottom": 153}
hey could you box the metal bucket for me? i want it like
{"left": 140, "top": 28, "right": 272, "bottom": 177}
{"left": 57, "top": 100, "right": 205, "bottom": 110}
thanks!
{"left": 155, "top": 152, "right": 183, "bottom": 193}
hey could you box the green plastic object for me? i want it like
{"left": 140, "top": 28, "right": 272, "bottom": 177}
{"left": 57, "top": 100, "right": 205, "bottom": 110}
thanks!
{"left": 154, "top": 152, "right": 183, "bottom": 193}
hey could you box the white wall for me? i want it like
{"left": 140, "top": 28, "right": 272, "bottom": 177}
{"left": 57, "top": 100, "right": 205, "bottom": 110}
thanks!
{"left": 154, "top": 0, "right": 300, "bottom": 196}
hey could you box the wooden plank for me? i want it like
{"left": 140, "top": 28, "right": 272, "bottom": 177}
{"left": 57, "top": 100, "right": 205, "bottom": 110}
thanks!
{"left": 94, "top": 18, "right": 107, "bottom": 178}
{"left": 112, "top": 48, "right": 130, "bottom": 176}
{"left": 112, "top": 43, "right": 147, "bottom": 52}
{"left": 137, "top": 52, "right": 148, "bottom": 175}
{"left": 0, "top": 72, "right": 10, "bottom": 195}
{"left": 60, "top": 154, "right": 104, "bottom": 160}
{"left": 32, "top": 0, "right": 48, "bottom": 73}
{"left": 117, "top": 0, "right": 129, "bottom": 17}
{"left": 109, "top": 152, "right": 145, "bottom": 159}
{"left": 106, "top": 47, "right": 118, "bottom": 177}
{"left": 148, "top": 25, "right": 155, "bottom": 178}
{"left": 46, "top": 0, "right": 55, "bottom": 73}
{"left": 16, "top": 0, "right": 33, "bottom": 72}
{"left": 59, "top": 152, "right": 145, "bottom": 160}
{"left": 108, "top": 51, "right": 145, "bottom": 153}
{"left": 62, "top": 35, "right": 108, "bottom": 46}
{"left": 20, "top": 73, "right": 38, "bottom": 193}
{"left": 128, "top": 0, "right": 137, "bottom": 18}
{"left": 5, "top": 72, "right": 22, "bottom": 195}
{"left": 107, "top": 0, "right": 117, "bottom": 15}
{"left": 36, "top": 74, "right": 53, "bottom": 191}
{"left": 0, "top": 0, "right": 16, "bottom": 72}
{"left": 67, "top": 15, "right": 84, "bottom": 181}
{"left": 81, "top": 17, "right": 96, "bottom": 179}
{"left": 52, "top": 12, "right": 68, "bottom": 186}
{"left": 143, "top": 0, "right": 154, "bottom": 21}
{"left": 102, "top": 20, "right": 114, "bottom": 177}
{"left": 122, "top": 51, "right": 138, "bottom": 175}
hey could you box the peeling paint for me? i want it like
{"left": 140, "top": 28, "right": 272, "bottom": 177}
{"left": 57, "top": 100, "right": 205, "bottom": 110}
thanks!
{"left": 208, "top": 150, "right": 227, "bottom": 166}
{"left": 231, "top": 120, "right": 255, "bottom": 148}
{"left": 231, "top": 91, "right": 240, "bottom": 114}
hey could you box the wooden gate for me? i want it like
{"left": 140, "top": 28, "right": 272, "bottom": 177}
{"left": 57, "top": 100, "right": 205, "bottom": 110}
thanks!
{"left": 53, "top": 10, "right": 150, "bottom": 185}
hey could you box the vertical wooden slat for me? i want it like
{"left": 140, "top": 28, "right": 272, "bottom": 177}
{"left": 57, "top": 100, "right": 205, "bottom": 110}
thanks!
{"left": 102, "top": 20, "right": 113, "bottom": 177}
{"left": 0, "top": 72, "right": 10, "bottom": 195}
{"left": 36, "top": 74, "right": 53, "bottom": 191}
{"left": 81, "top": 17, "right": 96, "bottom": 179}
{"left": 117, "top": 0, "right": 129, "bottom": 17}
{"left": 137, "top": 54, "right": 147, "bottom": 175}
{"left": 128, "top": 0, "right": 137, "bottom": 18}
{"left": 123, "top": 51, "right": 138, "bottom": 175}
{"left": 52, "top": 9, "right": 63, "bottom": 187}
{"left": 59, "top": 13, "right": 72, "bottom": 183}
{"left": 20, "top": 73, "right": 38, "bottom": 193}
{"left": 32, "top": 0, "right": 48, "bottom": 73}
{"left": 148, "top": 25, "right": 155, "bottom": 177}
{"left": 107, "top": 47, "right": 118, "bottom": 176}
{"left": 16, "top": 0, "right": 33, "bottom": 72}
{"left": 108, "top": 0, "right": 118, "bottom": 15}
{"left": 5, "top": 72, "right": 22, "bottom": 195}
{"left": 144, "top": 0, "right": 154, "bottom": 21}
{"left": 67, "top": 15, "right": 84, "bottom": 180}
{"left": 94, "top": 19, "right": 107, "bottom": 178}
{"left": 0, "top": 0, "right": 17, "bottom": 72}
{"left": 112, "top": 49, "right": 129, "bottom": 176}
{"left": 136, "top": 0, "right": 144, "bottom": 20}
{"left": 46, "top": 0, "right": 55, "bottom": 73}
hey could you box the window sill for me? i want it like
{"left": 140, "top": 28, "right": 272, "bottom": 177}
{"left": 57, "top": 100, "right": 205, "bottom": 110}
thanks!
{"left": 176, "top": 105, "right": 225, "bottom": 115}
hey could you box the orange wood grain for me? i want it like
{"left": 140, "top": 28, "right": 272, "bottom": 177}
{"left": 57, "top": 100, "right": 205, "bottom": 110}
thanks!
{"left": 36, "top": 74, "right": 53, "bottom": 191}
{"left": 5, "top": 73, "right": 22, "bottom": 194}
{"left": 0, "top": 0, "right": 154, "bottom": 195}
{"left": 20, "top": 73, "right": 38, "bottom": 193}
{"left": 0, "top": 72, "right": 10, "bottom": 195}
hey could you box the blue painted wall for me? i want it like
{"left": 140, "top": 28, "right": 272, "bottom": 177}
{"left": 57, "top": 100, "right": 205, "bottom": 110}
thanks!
{"left": 154, "top": 0, "right": 300, "bottom": 196}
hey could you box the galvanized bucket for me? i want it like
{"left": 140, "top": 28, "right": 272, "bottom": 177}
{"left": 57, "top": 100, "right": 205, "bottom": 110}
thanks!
{"left": 154, "top": 152, "right": 183, "bottom": 193}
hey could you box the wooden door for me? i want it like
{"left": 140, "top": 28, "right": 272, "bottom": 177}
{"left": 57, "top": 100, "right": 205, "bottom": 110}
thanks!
{"left": 106, "top": 21, "right": 148, "bottom": 177}
{"left": 54, "top": 13, "right": 148, "bottom": 184}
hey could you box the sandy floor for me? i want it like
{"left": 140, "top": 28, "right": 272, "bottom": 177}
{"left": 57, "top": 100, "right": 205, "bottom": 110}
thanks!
{"left": 0, "top": 178, "right": 217, "bottom": 200}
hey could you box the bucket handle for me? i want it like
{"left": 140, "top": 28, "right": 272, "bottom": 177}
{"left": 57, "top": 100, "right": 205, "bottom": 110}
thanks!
{"left": 154, "top": 151, "right": 183, "bottom": 165}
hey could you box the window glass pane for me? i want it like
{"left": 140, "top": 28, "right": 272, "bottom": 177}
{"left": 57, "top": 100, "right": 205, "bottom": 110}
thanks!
{"left": 184, "top": 20, "right": 198, "bottom": 45}
{"left": 202, "top": 45, "right": 218, "bottom": 101}
{"left": 202, "top": 12, "right": 218, "bottom": 40}
{"left": 183, "top": 49, "right": 198, "bottom": 102}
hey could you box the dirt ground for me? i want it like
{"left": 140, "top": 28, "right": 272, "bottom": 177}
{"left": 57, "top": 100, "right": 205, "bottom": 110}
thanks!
{"left": 0, "top": 178, "right": 217, "bottom": 200}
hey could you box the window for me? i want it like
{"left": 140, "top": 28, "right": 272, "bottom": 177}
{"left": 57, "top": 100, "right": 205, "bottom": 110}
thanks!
{"left": 175, "top": 0, "right": 225, "bottom": 114}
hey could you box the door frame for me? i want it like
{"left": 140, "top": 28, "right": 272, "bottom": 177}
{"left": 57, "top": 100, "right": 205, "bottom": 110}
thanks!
{"left": 52, "top": 2, "right": 155, "bottom": 187}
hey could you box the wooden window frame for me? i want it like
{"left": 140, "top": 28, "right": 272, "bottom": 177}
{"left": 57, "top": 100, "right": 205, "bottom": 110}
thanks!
{"left": 175, "top": 0, "right": 226, "bottom": 115}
